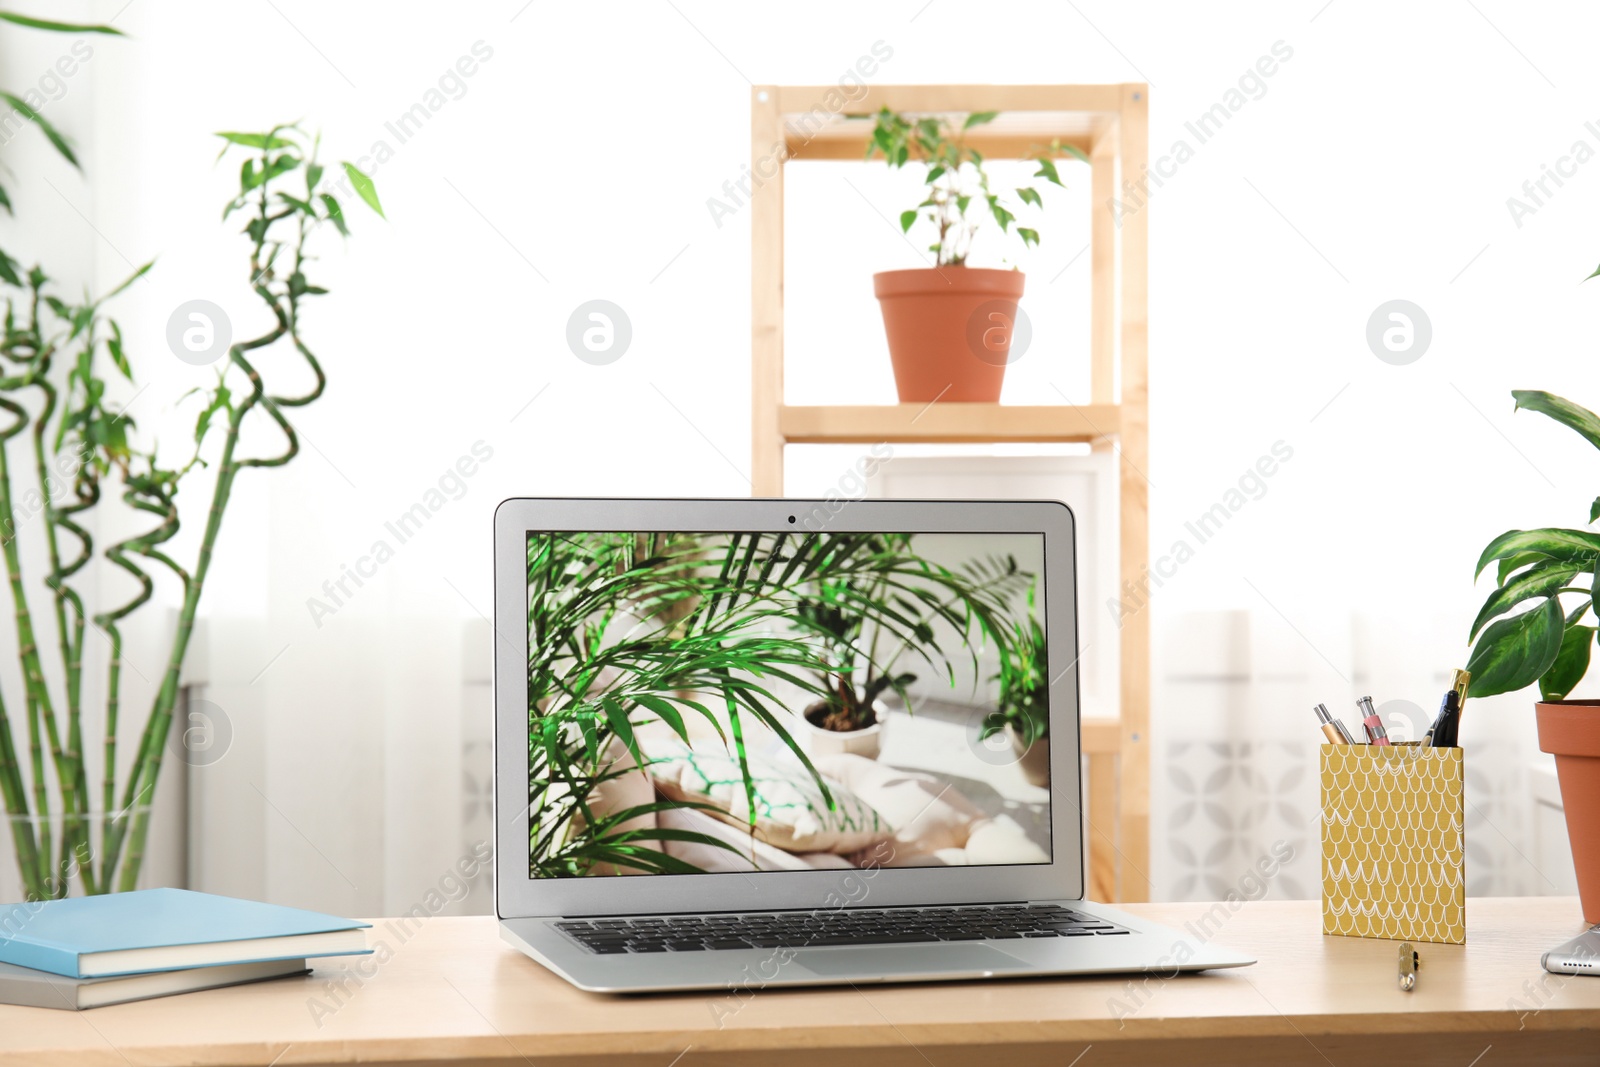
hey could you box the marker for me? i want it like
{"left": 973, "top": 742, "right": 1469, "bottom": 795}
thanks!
{"left": 1452, "top": 668, "right": 1471, "bottom": 716}
{"left": 1313, "top": 703, "right": 1358, "bottom": 744}
{"left": 1430, "top": 689, "right": 1462, "bottom": 748}
{"left": 1356, "top": 696, "right": 1390, "bottom": 746}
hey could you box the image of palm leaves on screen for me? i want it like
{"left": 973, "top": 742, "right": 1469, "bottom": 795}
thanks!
{"left": 526, "top": 531, "right": 1027, "bottom": 877}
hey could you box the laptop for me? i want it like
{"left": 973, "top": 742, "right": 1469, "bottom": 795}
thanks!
{"left": 493, "top": 497, "right": 1254, "bottom": 992}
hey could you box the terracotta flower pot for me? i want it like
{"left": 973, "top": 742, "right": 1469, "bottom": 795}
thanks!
{"left": 1536, "top": 700, "right": 1600, "bottom": 923}
{"left": 873, "top": 267, "right": 1025, "bottom": 403}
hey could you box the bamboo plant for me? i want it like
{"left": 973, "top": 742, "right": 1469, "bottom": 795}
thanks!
{"left": 0, "top": 105, "right": 382, "bottom": 898}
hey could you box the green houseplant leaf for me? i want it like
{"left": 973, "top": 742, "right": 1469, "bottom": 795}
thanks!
{"left": 1475, "top": 528, "right": 1600, "bottom": 579}
{"left": 1465, "top": 596, "right": 1564, "bottom": 698}
{"left": 1470, "top": 560, "right": 1585, "bottom": 641}
{"left": 1540, "top": 624, "right": 1596, "bottom": 701}
{"left": 1512, "top": 390, "right": 1600, "bottom": 454}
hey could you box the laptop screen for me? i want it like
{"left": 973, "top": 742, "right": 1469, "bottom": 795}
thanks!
{"left": 526, "top": 530, "right": 1050, "bottom": 879}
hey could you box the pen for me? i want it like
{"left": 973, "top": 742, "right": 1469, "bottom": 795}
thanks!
{"left": 1452, "top": 668, "right": 1470, "bottom": 717}
{"left": 1356, "top": 696, "right": 1390, "bottom": 746}
{"left": 1430, "top": 689, "right": 1462, "bottom": 748}
{"left": 1313, "top": 703, "right": 1358, "bottom": 744}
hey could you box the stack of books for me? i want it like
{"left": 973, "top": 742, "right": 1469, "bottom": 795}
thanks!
{"left": 0, "top": 888, "right": 371, "bottom": 1010}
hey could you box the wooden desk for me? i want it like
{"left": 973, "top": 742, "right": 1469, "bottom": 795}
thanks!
{"left": 4, "top": 898, "right": 1597, "bottom": 1066}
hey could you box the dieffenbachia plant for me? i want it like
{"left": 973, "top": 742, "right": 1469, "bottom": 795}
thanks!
{"left": 0, "top": 113, "right": 382, "bottom": 900}
{"left": 1467, "top": 391, "right": 1600, "bottom": 700}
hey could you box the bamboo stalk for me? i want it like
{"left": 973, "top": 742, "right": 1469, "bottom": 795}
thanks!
{"left": 30, "top": 380, "right": 93, "bottom": 894}
{"left": 0, "top": 398, "right": 56, "bottom": 886}
{"left": 111, "top": 318, "right": 288, "bottom": 889}
{"left": 0, "top": 684, "right": 43, "bottom": 898}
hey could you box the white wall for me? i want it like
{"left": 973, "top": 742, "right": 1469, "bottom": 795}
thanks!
{"left": 8, "top": 0, "right": 1586, "bottom": 910}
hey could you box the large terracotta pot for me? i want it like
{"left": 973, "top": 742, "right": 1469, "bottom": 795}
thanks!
{"left": 873, "top": 267, "right": 1025, "bottom": 402}
{"left": 1536, "top": 700, "right": 1600, "bottom": 923}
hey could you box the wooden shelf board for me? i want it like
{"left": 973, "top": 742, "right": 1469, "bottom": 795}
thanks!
{"left": 780, "top": 105, "right": 1109, "bottom": 162}
{"left": 778, "top": 403, "right": 1120, "bottom": 444}
{"left": 772, "top": 84, "right": 1127, "bottom": 118}
{"left": 1081, "top": 718, "right": 1121, "bottom": 755}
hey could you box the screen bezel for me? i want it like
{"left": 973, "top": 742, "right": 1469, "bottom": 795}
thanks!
{"left": 493, "top": 497, "right": 1083, "bottom": 918}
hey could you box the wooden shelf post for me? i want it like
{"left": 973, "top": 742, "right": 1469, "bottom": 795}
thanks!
{"left": 749, "top": 83, "right": 1151, "bottom": 902}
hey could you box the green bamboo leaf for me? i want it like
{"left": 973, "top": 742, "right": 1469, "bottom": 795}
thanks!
{"left": 1465, "top": 597, "right": 1564, "bottom": 698}
{"left": 1540, "top": 624, "right": 1595, "bottom": 701}
{"left": 1016, "top": 187, "right": 1042, "bottom": 209}
{"left": 899, "top": 209, "right": 917, "bottom": 233}
{"left": 963, "top": 110, "right": 998, "bottom": 129}
{"left": 0, "top": 92, "right": 77, "bottom": 167}
{"left": 106, "top": 322, "right": 131, "bottom": 379}
{"left": 1017, "top": 227, "right": 1040, "bottom": 248}
{"left": 1475, "top": 528, "right": 1600, "bottom": 578}
{"left": 319, "top": 193, "right": 349, "bottom": 236}
{"left": 1470, "top": 561, "right": 1582, "bottom": 641}
{"left": 102, "top": 260, "right": 154, "bottom": 302}
{"left": 1512, "top": 390, "right": 1600, "bottom": 455}
{"left": 1033, "top": 157, "right": 1062, "bottom": 186}
{"left": 0, "top": 245, "right": 20, "bottom": 287}
{"left": 216, "top": 131, "right": 295, "bottom": 150}
{"left": 340, "top": 162, "right": 384, "bottom": 218}
{"left": 0, "top": 183, "right": 11, "bottom": 215}
{"left": 0, "top": 12, "right": 124, "bottom": 34}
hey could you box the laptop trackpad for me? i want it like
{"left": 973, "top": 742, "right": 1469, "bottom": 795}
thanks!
{"left": 791, "top": 943, "right": 1030, "bottom": 978}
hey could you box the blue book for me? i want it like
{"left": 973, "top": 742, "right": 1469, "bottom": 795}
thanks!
{"left": 0, "top": 888, "right": 371, "bottom": 978}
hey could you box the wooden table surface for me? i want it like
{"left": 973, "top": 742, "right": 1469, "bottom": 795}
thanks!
{"left": 4, "top": 898, "right": 1598, "bottom": 1067}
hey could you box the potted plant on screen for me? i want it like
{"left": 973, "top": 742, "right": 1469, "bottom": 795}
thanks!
{"left": 1466, "top": 390, "right": 1600, "bottom": 923}
{"left": 866, "top": 108, "right": 1085, "bottom": 403}
{"left": 790, "top": 535, "right": 1027, "bottom": 761}
{"left": 980, "top": 582, "right": 1048, "bottom": 787}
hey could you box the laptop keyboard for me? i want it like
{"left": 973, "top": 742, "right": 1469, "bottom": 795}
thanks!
{"left": 554, "top": 903, "right": 1129, "bottom": 954}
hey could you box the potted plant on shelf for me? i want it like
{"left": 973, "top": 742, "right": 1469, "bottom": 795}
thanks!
{"left": 866, "top": 108, "right": 1086, "bottom": 403}
{"left": 981, "top": 582, "right": 1049, "bottom": 787}
{"left": 790, "top": 535, "right": 1027, "bottom": 761}
{"left": 1467, "top": 390, "right": 1600, "bottom": 923}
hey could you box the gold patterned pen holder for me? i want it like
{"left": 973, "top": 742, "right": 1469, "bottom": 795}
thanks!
{"left": 1321, "top": 744, "right": 1465, "bottom": 945}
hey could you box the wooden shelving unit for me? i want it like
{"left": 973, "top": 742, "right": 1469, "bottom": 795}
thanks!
{"left": 750, "top": 83, "right": 1149, "bottom": 902}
